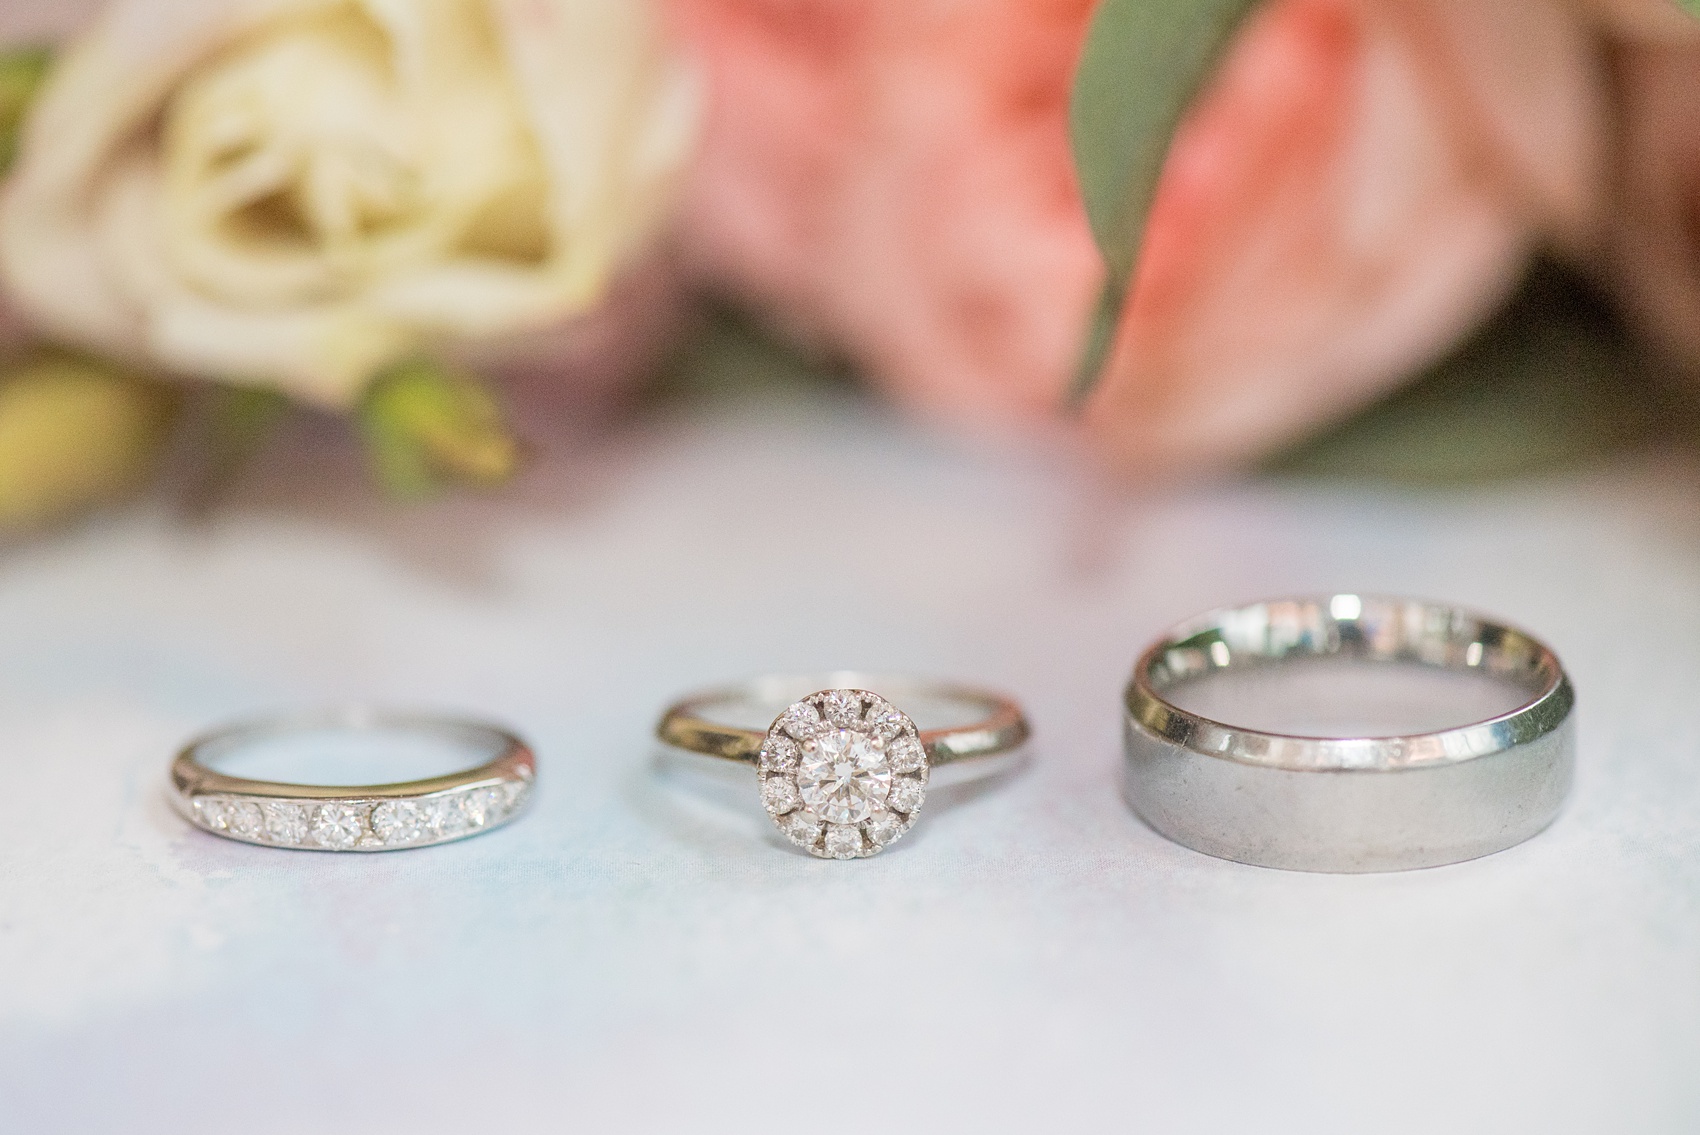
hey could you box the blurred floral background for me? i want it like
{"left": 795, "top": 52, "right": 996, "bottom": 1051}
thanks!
{"left": 0, "top": 0, "right": 1697, "bottom": 532}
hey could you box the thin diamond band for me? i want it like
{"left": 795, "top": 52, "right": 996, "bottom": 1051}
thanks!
{"left": 171, "top": 710, "right": 535, "bottom": 852}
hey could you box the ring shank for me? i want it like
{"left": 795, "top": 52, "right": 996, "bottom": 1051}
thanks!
{"left": 1124, "top": 597, "right": 1575, "bottom": 872}
{"left": 656, "top": 673, "right": 1029, "bottom": 766}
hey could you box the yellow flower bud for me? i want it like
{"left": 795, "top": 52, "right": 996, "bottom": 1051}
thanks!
{"left": 0, "top": 46, "right": 50, "bottom": 175}
{"left": 0, "top": 355, "right": 176, "bottom": 529}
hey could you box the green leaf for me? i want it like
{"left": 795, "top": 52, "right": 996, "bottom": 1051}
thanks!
{"left": 0, "top": 46, "right": 51, "bottom": 176}
{"left": 357, "top": 358, "right": 519, "bottom": 498}
{"left": 647, "top": 303, "right": 854, "bottom": 408}
{"left": 1070, "top": 283, "right": 1125, "bottom": 405}
{"left": 1068, "top": 0, "right": 1260, "bottom": 400}
{"left": 205, "top": 385, "right": 291, "bottom": 461}
{"left": 0, "top": 352, "right": 177, "bottom": 530}
{"left": 1675, "top": 0, "right": 1700, "bottom": 21}
{"left": 1267, "top": 259, "right": 1694, "bottom": 483}
{"left": 176, "top": 384, "right": 292, "bottom": 512}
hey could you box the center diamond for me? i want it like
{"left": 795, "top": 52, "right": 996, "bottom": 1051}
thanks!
{"left": 796, "top": 728, "right": 892, "bottom": 825}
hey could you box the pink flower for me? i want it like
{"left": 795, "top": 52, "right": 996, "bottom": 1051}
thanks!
{"left": 1590, "top": 5, "right": 1700, "bottom": 372}
{"left": 670, "top": 0, "right": 1101, "bottom": 425}
{"left": 1091, "top": 0, "right": 1605, "bottom": 473}
{"left": 672, "top": 0, "right": 1627, "bottom": 473}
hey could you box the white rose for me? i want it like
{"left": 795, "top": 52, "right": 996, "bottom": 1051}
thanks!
{"left": 0, "top": 0, "right": 697, "bottom": 407}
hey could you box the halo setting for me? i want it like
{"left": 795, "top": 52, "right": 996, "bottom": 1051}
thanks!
{"left": 758, "top": 689, "right": 928, "bottom": 859}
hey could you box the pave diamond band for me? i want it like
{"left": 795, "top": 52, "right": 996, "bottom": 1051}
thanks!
{"left": 656, "top": 674, "right": 1029, "bottom": 860}
{"left": 171, "top": 710, "right": 535, "bottom": 852}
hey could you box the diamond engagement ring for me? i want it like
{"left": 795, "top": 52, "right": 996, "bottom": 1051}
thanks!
{"left": 656, "top": 675, "right": 1029, "bottom": 859}
{"left": 171, "top": 709, "right": 535, "bottom": 851}
{"left": 1124, "top": 596, "right": 1575, "bottom": 872}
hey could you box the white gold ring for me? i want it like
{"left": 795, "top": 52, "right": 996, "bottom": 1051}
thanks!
{"left": 171, "top": 708, "right": 535, "bottom": 851}
{"left": 1124, "top": 596, "right": 1575, "bottom": 872}
{"left": 656, "top": 674, "right": 1029, "bottom": 859}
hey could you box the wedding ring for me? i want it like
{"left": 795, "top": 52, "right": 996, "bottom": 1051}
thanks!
{"left": 656, "top": 674, "right": 1029, "bottom": 859}
{"left": 1124, "top": 596, "right": 1575, "bottom": 872}
{"left": 171, "top": 709, "right": 535, "bottom": 851}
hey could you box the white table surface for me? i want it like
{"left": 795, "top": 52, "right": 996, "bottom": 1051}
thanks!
{"left": 2, "top": 392, "right": 1697, "bottom": 1133}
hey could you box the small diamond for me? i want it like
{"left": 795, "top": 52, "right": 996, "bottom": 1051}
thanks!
{"left": 761, "top": 775, "right": 801, "bottom": 815}
{"left": 888, "top": 777, "right": 925, "bottom": 814}
{"left": 262, "top": 802, "right": 308, "bottom": 844}
{"left": 501, "top": 780, "right": 528, "bottom": 809}
{"left": 760, "top": 735, "right": 800, "bottom": 772}
{"left": 819, "top": 690, "right": 864, "bottom": 728}
{"left": 823, "top": 824, "right": 863, "bottom": 859}
{"left": 312, "top": 804, "right": 363, "bottom": 849}
{"left": 781, "top": 810, "right": 822, "bottom": 848}
{"left": 195, "top": 798, "right": 227, "bottom": 830}
{"left": 777, "top": 701, "right": 823, "bottom": 740}
{"left": 864, "top": 810, "right": 905, "bottom": 847}
{"left": 888, "top": 735, "right": 926, "bottom": 773}
{"left": 463, "top": 787, "right": 505, "bottom": 827}
{"left": 863, "top": 698, "right": 909, "bottom": 739}
{"left": 371, "top": 801, "right": 423, "bottom": 844}
{"left": 226, "top": 801, "right": 263, "bottom": 837}
{"left": 423, "top": 795, "right": 470, "bottom": 837}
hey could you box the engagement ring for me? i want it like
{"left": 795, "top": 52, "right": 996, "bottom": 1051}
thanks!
{"left": 657, "top": 675, "right": 1029, "bottom": 859}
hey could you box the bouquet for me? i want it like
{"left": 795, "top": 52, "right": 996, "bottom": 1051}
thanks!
{"left": 2, "top": 0, "right": 1698, "bottom": 529}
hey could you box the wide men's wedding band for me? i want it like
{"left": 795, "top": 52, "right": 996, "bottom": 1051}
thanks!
{"left": 172, "top": 709, "right": 535, "bottom": 851}
{"left": 1123, "top": 596, "right": 1575, "bottom": 873}
{"left": 657, "top": 673, "right": 1028, "bottom": 859}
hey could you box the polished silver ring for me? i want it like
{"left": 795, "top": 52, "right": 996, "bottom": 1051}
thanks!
{"left": 1124, "top": 596, "right": 1574, "bottom": 872}
{"left": 656, "top": 673, "right": 1029, "bottom": 859}
{"left": 171, "top": 708, "right": 535, "bottom": 851}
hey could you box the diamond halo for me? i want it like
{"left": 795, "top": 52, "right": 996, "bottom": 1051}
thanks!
{"left": 758, "top": 689, "right": 929, "bottom": 859}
